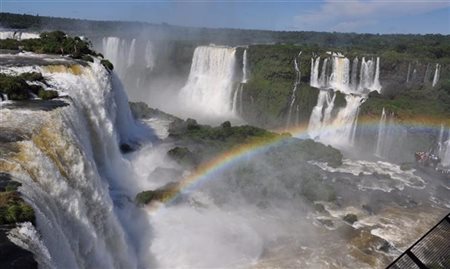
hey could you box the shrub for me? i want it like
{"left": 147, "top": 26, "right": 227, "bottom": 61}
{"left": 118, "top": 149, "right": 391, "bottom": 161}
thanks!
{"left": 0, "top": 74, "right": 30, "bottom": 100}
{"left": 19, "top": 72, "right": 44, "bottom": 82}
{"left": 81, "top": 55, "right": 94, "bottom": 62}
{"left": 101, "top": 59, "right": 114, "bottom": 71}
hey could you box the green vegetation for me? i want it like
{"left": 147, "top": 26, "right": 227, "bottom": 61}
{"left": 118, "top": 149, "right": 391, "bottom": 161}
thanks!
{"left": 0, "top": 183, "right": 35, "bottom": 225}
{"left": 343, "top": 214, "right": 358, "bottom": 224}
{"left": 100, "top": 59, "right": 114, "bottom": 71}
{"left": 301, "top": 172, "right": 337, "bottom": 202}
{"left": 360, "top": 79, "right": 450, "bottom": 122}
{"left": 0, "top": 72, "right": 59, "bottom": 101}
{"left": 0, "top": 73, "right": 32, "bottom": 100}
{"left": 2, "top": 12, "right": 449, "bottom": 61}
{"left": 167, "top": 147, "right": 198, "bottom": 168}
{"left": 0, "top": 31, "right": 101, "bottom": 60}
{"left": 38, "top": 89, "right": 58, "bottom": 100}
{"left": 135, "top": 182, "right": 180, "bottom": 205}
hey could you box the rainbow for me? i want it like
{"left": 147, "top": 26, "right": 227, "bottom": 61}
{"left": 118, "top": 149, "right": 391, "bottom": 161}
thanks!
{"left": 148, "top": 116, "right": 449, "bottom": 212}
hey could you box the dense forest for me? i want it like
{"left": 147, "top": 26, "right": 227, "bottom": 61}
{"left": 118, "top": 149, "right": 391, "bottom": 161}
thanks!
{"left": 1, "top": 12, "right": 450, "bottom": 60}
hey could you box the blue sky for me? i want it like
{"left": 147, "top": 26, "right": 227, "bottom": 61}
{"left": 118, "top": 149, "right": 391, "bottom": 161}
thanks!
{"left": 1, "top": 1, "right": 449, "bottom": 34}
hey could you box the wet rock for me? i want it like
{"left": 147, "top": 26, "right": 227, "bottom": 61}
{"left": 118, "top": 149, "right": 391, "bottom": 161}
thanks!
{"left": 343, "top": 213, "right": 358, "bottom": 224}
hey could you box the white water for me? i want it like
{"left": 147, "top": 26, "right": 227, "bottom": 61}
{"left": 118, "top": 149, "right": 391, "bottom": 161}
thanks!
{"left": 308, "top": 53, "right": 382, "bottom": 146}
{"left": 232, "top": 49, "right": 249, "bottom": 115}
{"left": 0, "top": 30, "right": 40, "bottom": 40}
{"left": 310, "top": 55, "right": 381, "bottom": 94}
{"left": 406, "top": 63, "right": 411, "bottom": 83}
{"left": 1, "top": 59, "right": 154, "bottom": 268}
{"left": 242, "top": 49, "right": 249, "bottom": 83}
{"left": 432, "top": 63, "right": 440, "bottom": 87}
{"left": 179, "top": 46, "right": 238, "bottom": 119}
{"left": 375, "top": 108, "right": 387, "bottom": 157}
{"left": 439, "top": 126, "right": 450, "bottom": 167}
{"left": 144, "top": 41, "right": 155, "bottom": 70}
{"left": 286, "top": 52, "right": 302, "bottom": 128}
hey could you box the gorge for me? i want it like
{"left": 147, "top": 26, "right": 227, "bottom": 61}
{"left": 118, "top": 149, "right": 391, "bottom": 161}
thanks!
{"left": 1, "top": 13, "right": 450, "bottom": 269}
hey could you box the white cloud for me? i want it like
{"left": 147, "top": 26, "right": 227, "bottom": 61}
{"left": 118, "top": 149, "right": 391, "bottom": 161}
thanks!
{"left": 294, "top": 0, "right": 450, "bottom": 32}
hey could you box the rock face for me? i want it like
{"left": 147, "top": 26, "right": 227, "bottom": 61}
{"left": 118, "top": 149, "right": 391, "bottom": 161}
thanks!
{"left": 0, "top": 173, "right": 36, "bottom": 269}
{"left": 239, "top": 45, "right": 449, "bottom": 129}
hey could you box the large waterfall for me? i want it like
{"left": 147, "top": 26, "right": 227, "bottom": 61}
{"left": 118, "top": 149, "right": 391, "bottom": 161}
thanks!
{"left": 308, "top": 53, "right": 381, "bottom": 146}
{"left": 2, "top": 59, "right": 153, "bottom": 268}
{"left": 179, "top": 46, "right": 238, "bottom": 118}
{"left": 100, "top": 37, "right": 155, "bottom": 100}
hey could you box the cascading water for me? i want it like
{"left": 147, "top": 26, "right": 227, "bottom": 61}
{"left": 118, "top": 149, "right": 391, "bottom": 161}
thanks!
{"left": 144, "top": 41, "right": 155, "bottom": 70}
{"left": 438, "top": 126, "right": 450, "bottom": 167}
{"left": 286, "top": 52, "right": 302, "bottom": 128}
{"left": 310, "top": 56, "right": 321, "bottom": 88}
{"left": 100, "top": 37, "right": 154, "bottom": 97}
{"left": 432, "top": 63, "right": 440, "bottom": 87}
{"left": 242, "top": 49, "right": 248, "bottom": 83}
{"left": 232, "top": 49, "right": 249, "bottom": 115}
{"left": 406, "top": 63, "right": 411, "bottom": 83}
{"left": 127, "top": 39, "right": 136, "bottom": 68}
{"left": 179, "top": 46, "right": 238, "bottom": 118}
{"left": 1, "top": 59, "right": 153, "bottom": 269}
{"left": 308, "top": 53, "right": 382, "bottom": 146}
{"left": 375, "top": 108, "right": 387, "bottom": 157}
{"left": 0, "top": 30, "right": 40, "bottom": 40}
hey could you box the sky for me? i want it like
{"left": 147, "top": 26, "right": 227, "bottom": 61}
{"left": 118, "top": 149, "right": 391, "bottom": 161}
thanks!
{"left": 1, "top": 0, "right": 449, "bottom": 34}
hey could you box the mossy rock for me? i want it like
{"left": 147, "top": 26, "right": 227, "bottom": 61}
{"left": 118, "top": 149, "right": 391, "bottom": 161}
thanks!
{"left": 81, "top": 55, "right": 94, "bottom": 63}
{"left": 101, "top": 59, "right": 114, "bottom": 71}
{"left": 38, "top": 89, "right": 58, "bottom": 100}
{"left": 0, "top": 192, "right": 35, "bottom": 225}
{"left": 19, "top": 72, "right": 45, "bottom": 82}
{"left": 343, "top": 213, "right": 358, "bottom": 224}
{"left": 0, "top": 74, "right": 31, "bottom": 100}
{"left": 167, "top": 147, "right": 198, "bottom": 167}
{"left": 135, "top": 182, "right": 180, "bottom": 205}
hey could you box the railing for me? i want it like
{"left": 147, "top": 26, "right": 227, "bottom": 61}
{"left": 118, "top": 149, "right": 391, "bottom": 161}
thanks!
{"left": 386, "top": 212, "right": 450, "bottom": 269}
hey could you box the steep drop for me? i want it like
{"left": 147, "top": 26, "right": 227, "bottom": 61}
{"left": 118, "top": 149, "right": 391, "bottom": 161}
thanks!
{"left": 179, "top": 46, "right": 238, "bottom": 119}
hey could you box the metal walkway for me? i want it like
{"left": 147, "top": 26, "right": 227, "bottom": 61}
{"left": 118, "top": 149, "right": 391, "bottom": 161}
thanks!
{"left": 386, "top": 213, "right": 450, "bottom": 269}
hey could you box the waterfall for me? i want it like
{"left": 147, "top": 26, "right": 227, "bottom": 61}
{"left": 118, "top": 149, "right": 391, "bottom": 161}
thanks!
{"left": 311, "top": 54, "right": 380, "bottom": 94}
{"left": 127, "top": 39, "right": 136, "bottom": 68}
{"left": 371, "top": 57, "right": 382, "bottom": 92}
{"left": 286, "top": 52, "right": 302, "bottom": 128}
{"left": 308, "top": 90, "right": 335, "bottom": 137}
{"left": 406, "top": 63, "right": 411, "bottom": 83}
{"left": 432, "top": 64, "right": 440, "bottom": 87}
{"left": 232, "top": 49, "right": 249, "bottom": 115}
{"left": 438, "top": 125, "right": 450, "bottom": 167}
{"left": 310, "top": 56, "right": 321, "bottom": 88}
{"left": 0, "top": 30, "right": 40, "bottom": 40}
{"left": 307, "top": 53, "right": 382, "bottom": 147}
{"left": 144, "top": 41, "right": 155, "bottom": 70}
{"left": 329, "top": 56, "right": 350, "bottom": 93}
{"left": 179, "top": 46, "right": 237, "bottom": 117}
{"left": 424, "top": 64, "right": 431, "bottom": 84}
{"left": 242, "top": 49, "right": 248, "bottom": 83}
{"left": 375, "top": 108, "right": 387, "bottom": 157}
{"left": 350, "top": 57, "right": 359, "bottom": 91}
{"left": 232, "top": 85, "right": 242, "bottom": 114}
{"left": 442, "top": 131, "right": 450, "bottom": 167}
{"left": 2, "top": 60, "right": 153, "bottom": 268}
